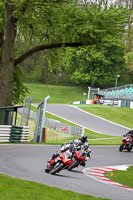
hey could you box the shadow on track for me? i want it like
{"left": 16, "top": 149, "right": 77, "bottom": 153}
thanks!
{"left": 68, "top": 169, "right": 83, "bottom": 174}
{"left": 45, "top": 170, "right": 83, "bottom": 179}
{"left": 51, "top": 173, "right": 72, "bottom": 178}
{"left": 119, "top": 151, "right": 133, "bottom": 154}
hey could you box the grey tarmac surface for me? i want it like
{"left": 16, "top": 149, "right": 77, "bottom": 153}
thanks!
{"left": 0, "top": 144, "right": 133, "bottom": 200}
{"left": 46, "top": 104, "right": 129, "bottom": 136}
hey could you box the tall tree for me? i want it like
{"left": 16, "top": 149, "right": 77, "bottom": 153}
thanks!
{"left": 62, "top": 3, "right": 129, "bottom": 87}
{"left": 115, "top": 0, "right": 133, "bottom": 80}
{"left": 0, "top": 0, "right": 16, "bottom": 106}
{"left": 0, "top": 0, "right": 130, "bottom": 106}
{"left": 0, "top": 0, "right": 82, "bottom": 106}
{"left": 116, "top": 0, "right": 133, "bottom": 52}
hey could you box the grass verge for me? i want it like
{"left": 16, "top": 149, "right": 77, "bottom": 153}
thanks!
{"left": 0, "top": 174, "right": 108, "bottom": 200}
{"left": 79, "top": 105, "right": 133, "bottom": 128}
{"left": 104, "top": 166, "right": 133, "bottom": 188}
{"left": 88, "top": 137, "right": 121, "bottom": 145}
{"left": 25, "top": 83, "right": 87, "bottom": 104}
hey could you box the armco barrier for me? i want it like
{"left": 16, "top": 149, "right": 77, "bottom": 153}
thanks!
{"left": 0, "top": 125, "right": 11, "bottom": 142}
{"left": 10, "top": 125, "right": 29, "bottom": 143}
{"left": 0, "top": 125, "right": 29, "bottom": 143}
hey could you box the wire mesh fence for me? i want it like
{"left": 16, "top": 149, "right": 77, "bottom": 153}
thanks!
{"left": 44, "top": 118, "right": 84, "bottom": 138}
{"left": 33, "top": 96, "right": 84, "bottom": 142}
{"left": 20, "top": 96, "right": 34, "bottom": 126}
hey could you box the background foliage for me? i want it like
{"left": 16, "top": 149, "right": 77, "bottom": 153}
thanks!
{"left": 0, "top": 0, "right": 133, "bottom": 104}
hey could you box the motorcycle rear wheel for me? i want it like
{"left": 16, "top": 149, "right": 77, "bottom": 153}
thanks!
{"left": 68, "top": 160, "right": 79, "bottom": 171}
{"left": 127, "top": 144, "right": 132, "bottom": 152}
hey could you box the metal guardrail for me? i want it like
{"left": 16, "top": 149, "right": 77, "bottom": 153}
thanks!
{"left": 99, "top": 84, "right": 133, "bottom": 101}
{"left": 25, "top": 109, "right": 84, "bottom": 138}
{"left": 101, "top": 84, "right": 133, "bottom": 92}
{"left": 0, "top": 125, "right": 11, "bottom": 142}
{"left": 44, "top": 118, "right": 84, "bottom": 137}
{"left": 10, "top": 125, "right": 29, "bottom": 143}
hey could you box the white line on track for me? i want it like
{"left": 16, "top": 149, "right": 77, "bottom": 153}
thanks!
{"left": 73, "top": 106, "right": 130, "bottom": 130}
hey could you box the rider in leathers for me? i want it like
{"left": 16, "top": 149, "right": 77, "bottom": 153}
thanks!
{"left": 51, "top": 135, "right": 91, "bottom": 166}
{"left": 124, "top": 129, "right": 133, "bottom": 144}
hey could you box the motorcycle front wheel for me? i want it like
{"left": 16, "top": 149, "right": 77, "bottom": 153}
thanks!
{"left": 119, "top": 143, "right": 124, "bottom": 152}
{"left": 50, "top": 162, "right": 64, "bottom": 175}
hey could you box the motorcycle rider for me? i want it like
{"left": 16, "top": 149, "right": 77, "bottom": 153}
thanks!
{"left": 124, "top": 129, "right": 133, "bottom": 144}
{"left": 50, "top": 135, "right": 91, "bottom": 168}
{"left": 45, "top": 135, "right": 90, "bottom": 173}
{"left": 51, "top": 135, "right": 89, "bottom": 159}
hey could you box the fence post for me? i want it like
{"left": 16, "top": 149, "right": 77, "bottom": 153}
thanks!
{"left": 81, "top": 127, "right": 84, "bottom": 136}
{"left": 20, "top": 96, "right": 34, "bottom": 126}
{"left": 33, "top": 107, "right": 40, "bottom": 142}
{"left": 39, "top": 96, "right": 50, "bottom": 143}
{"left": 42, "top": 128, "right": 47, "bottom": 143}
{"left": 33, "top": 96, "right": 50, "bottom": 143}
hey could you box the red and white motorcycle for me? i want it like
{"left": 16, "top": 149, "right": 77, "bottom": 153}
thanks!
{"left": 68, "top": 142, "right": 91, "bottom": 171}
{"left": 119, "top": 134, "right": 133, "bottom": 152}
{"left": 45, "top": 144, "right": 74, "bottom": 174}
{"left": 49, "top": 149, "right": 74, "bottom": 175}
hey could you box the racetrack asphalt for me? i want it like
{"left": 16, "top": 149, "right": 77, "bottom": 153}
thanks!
{"left": 46, "top": 104, "right": 129, "bottom": 136}
{"left": 0, "top": 104, "right": 132, "bottom": 200}
{"left": 0, "top": 144, "right": 132, "bottom": 200}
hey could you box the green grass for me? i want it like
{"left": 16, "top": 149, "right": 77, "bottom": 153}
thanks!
{"left": 0, "top": 174, "right": 108, "bottom": 200}
{"left": 88, "top": 137, "right": 121, "bottom": 145}
{"left": 79, "top": 105, "right": 133, "bottom": 128}
{"left": 31, "top": 105, "right": 37, "bottom": 112}
{"left": 25, "top": 83, "right": 87, "bottom": 104}
{"left": 45, "top": 136, "right": 78, "bottom": 145}
{"left": 85, "top": 129, "right": 113, "bottom": 139}
{"left": 104, "top": 166, "right": 133, "bottom": 188}
{"left": 45, "top": 137, "right": 121, "bottom": 145}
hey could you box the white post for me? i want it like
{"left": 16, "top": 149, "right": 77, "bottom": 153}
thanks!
{"left": 39, "top": 95, "right": 50, "bottom": 143}
{"left": 115, "top": 75, "right": 120, "bottom": 89}
{"left": 88, "top": 87, "right": 91, "bottom": 100}
{"left": 33, "top": 107, "right": 40, "bottom": 142}
{"left": 98, "top": 88, "right": 100, "bottom": 94}
{"left": 81, "top": 127, "right": 84, "bottom": 137}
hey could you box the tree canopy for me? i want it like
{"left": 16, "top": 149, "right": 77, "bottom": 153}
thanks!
{"left": 0, "top": 0, "right": 131, "bottom": 106}
{"left": 62, "top": 3, "right": 129, "bottom": 87}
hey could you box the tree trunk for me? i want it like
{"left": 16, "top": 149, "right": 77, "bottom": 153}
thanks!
{"left": 0, "top": 0, "right": 15, "bottom": 106}
{"left": 41, "top": 57, "right": 49, "bottom": 83}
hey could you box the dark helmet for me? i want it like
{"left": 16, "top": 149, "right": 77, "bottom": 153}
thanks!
{"left": 128, "top": 129, "right": 133, "bottom": 135}
{"left": 80, "top": 135, "right": 87, "bottom": 143}
{"left": 69, "top": 144, "right": 75, "bottom": 152}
